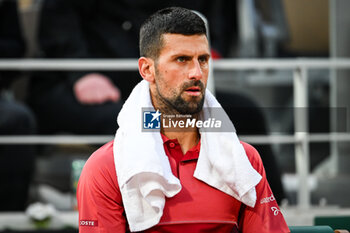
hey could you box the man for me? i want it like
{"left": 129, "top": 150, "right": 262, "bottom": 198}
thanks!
{"left": 77, "top": 7, "right": 290, "bottom": 233}
{"left": 31, "top": 0, "right": 285, "bottom": 202}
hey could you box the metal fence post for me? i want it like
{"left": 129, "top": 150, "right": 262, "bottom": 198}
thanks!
{"left": 293, "top": 67, "right": 310, "bottom": 209}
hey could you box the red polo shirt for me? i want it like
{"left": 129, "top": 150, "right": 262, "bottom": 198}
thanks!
{"left": 77, "top": 136, "right": 290, "bottom": 233}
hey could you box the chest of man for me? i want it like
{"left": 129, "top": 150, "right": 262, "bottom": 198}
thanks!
{"left": 140, "top": 139, "right": 241, "bottom": 232}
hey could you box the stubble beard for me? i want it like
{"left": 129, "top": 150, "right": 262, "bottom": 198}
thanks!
{"left": 154, "top": 70, "right": 205, "bottom": 115}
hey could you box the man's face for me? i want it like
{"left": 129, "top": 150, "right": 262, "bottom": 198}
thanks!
{"left": 152, "top": 33, "right": 210, "bottom": 114}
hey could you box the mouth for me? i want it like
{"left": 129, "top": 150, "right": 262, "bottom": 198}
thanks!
{"left": 184, "top": 86, "right": 202, "bottom": 96}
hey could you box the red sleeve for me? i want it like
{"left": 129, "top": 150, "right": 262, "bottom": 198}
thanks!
{"left": 238, "top": 142, "right": 290, "bottom": 233}
{"left": 77, "top": 141, "right": 128, "bottom": 233}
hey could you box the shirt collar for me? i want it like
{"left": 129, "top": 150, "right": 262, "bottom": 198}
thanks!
{"left": 160, "top": 133, "right": 201, "bottom": 161}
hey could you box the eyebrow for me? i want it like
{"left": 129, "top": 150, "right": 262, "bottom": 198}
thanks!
{"left": 199, "top": 54, "right": 211, "bottom": 59}
{"left": 170, "top": 53, "right": 211, "bottom": 60}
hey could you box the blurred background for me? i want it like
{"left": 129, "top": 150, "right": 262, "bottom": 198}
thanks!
{"left": 1, "top": 0, "right": 350, "bottom": 231}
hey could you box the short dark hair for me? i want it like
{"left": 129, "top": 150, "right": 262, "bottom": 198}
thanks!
{"left": 139, "top": 7, "right": 207, "bottom": 59}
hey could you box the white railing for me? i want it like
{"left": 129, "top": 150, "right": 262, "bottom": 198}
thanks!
{"left": 1, "top": 58, "right": 350, "bottom": 209}
{"left": 1, "top": 58, "right": 350, "bottom": 70}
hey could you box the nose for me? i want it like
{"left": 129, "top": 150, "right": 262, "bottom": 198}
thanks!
{"left": 188, "top": 60, "right": 202, "bottom": 80}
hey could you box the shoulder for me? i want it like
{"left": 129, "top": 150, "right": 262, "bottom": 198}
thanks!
{"left": 83, "top": 140, "right": 115, "bottom": 173}
{"left": 80, "top": 140, "right": 119, "bottom": 190}
{"left": 240, "top": 141, "right": 265, "bottom": 175}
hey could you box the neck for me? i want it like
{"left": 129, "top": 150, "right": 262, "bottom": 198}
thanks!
{"left": 162, "top": 127, "right": 200, "bottom": 154}
{"left": 160, "top": 113, "right": 200, "bottom": 155}
{"left": 150, "top": 86, "right": 200, "bottom": 154}
{"left": 160, "top": 113, "right": 200, "bottom": 154}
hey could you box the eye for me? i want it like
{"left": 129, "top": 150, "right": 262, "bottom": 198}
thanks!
{"left": 198, "top": 55, "right": 209, "bottom": 64}
{"left": 177, "top": 56, "right": 187, "bottom": 62}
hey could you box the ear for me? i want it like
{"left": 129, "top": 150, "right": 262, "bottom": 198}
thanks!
{"left": 138, "top": 57, "right": 155, "bottom": 83}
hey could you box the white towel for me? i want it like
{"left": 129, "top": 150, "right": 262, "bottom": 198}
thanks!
{"left": 113, "top": 80, "right": 262, "bottom": 232}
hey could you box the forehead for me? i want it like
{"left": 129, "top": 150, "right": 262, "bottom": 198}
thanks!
{"left": 159, "top": 33, "right": 210, "bottom": 57}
